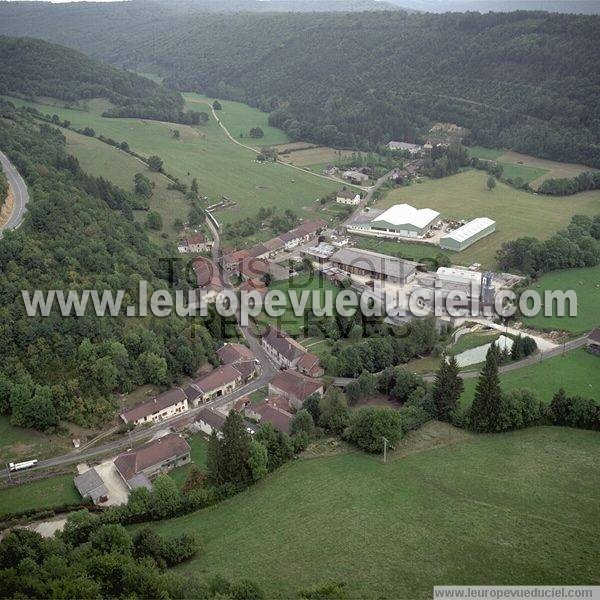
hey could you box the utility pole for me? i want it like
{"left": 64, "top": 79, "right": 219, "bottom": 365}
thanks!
{"left": 382, "top": 436, "right": 389, "bottom": 464}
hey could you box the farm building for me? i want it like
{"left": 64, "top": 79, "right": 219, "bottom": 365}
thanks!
{"left": 347, "top": 204, "right": 440, "bottom": 239}
{"left": 120, "top": 388, "right": 188, "bottom": 426}
{"left": 387, "top": 141, "right": 421, "bottom": 155}
{"left": 330, "top": 247, "right": 418, "bottom": 285}
{"left": 440, "top": 218, "right": 496, "bottom": 251}
{"left": 336, "top": 190, "right": 361, "bottom": 205}
{"left": 74, "top": 468, "right": 109, "bottom": 504}
{"left": 114, "top": 434, "right": 190, "bottom": 490}
{"left": 342, "top": 170, "right": 369, "bottom": 184}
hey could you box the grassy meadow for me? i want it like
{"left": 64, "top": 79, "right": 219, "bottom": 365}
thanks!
{"left": 147, "top": 426, "right": 600, "bottom": 598}
{"left": 64, "top": 130, "right": 190, "bottom": 244}
{"left": 461, "top": 348, "right": 599, "bottom": 407}
{"left": 0, "top": 474, "right": 80, "bottom": 518}
{"left": 376, "top": 170, "right": 600, "bottom": 268}
{"left": 521, "top": 266, "right": 600, "bottom": 334}
{"left": 0, "top": 416, "right": 74, "bottom": 465}
{"left": 4, "top": 95, "right": 340, "bottom": 226}
{"left": 258, "top": 273, "right": 341, "bottom": 336}
{"left": 183, "top": 93, "right": 290, "bottom": 147}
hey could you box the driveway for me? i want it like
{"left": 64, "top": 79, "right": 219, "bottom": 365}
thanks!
{"left": 94, "top": 460, "right": 129, "bottom": 506}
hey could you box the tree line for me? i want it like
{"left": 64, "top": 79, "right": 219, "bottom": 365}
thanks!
{"left": 496, "top": 214, "right": 600, "bottom": 276}
{"left": 1, "top": 10, "right": 600, "bottom": 166}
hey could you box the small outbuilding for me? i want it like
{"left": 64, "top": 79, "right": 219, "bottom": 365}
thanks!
{"left": 74, "top": 468, "right": 108, "bottom": 504}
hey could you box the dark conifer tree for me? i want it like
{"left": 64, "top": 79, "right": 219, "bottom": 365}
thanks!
{"left": 470, "top": 343, "right": 502, "bottom": 432}
{"left": 432, "top": 355, "right": 464, "bottom": 422}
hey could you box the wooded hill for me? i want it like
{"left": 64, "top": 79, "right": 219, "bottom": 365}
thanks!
{"left": 0, "top": 36, "right": 202, "bottom": 124}
{"left": 0, "top": 101, "right": 219, "bottom": 431}
{"left": 0, "top": 7, "right": 599, "bottom": 166}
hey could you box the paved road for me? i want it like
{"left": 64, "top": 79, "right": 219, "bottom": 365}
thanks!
{"left": 0, "top": 150, "right": 29, "bottom": 235}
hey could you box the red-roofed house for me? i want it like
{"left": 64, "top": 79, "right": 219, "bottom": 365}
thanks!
{"left": 120, "top": 388, "right": 188, "bottom": 426}
{"left": 262, "top": 325, "right": 323, "bottom": 377}
{"left": 268, "top": 370, "right": 324, "bottom": 410}
{"left": 178, "top": 233, "right": 214, "bottom": 254}
{"left": 114, "top": 433, "right": 190, "bottom": 490}
{"left": 185, "top": 364, "right": 244, "bottom": 406}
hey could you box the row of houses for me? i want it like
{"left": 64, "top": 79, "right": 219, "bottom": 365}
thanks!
{"left": 262, "top": 325, "right": 324, "bottom": 379}
{"left": 120, "top": 343, "right": 260, "bottom": 426}
{"left": 120, "top": 326, "right": 325, "bottom": 428}
{"left": 222, "top": 219, "right": 328, "bottom": 272}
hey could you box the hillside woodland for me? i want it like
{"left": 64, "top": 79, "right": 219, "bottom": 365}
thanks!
{"left": 0, "top": 36, "right": 203, "bottom": 124}
{"left": 0, "top": 101, "right": 219, "bottom": 431}
{"left": 0, "top": 8, "right": 599, "bottom": 165}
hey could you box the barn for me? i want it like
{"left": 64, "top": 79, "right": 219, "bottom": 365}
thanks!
{"left": 368, "top": 204, "right": 440, "bottom": 238}
{"left": 440, "top": 218, "right": 496, "bottom": 251}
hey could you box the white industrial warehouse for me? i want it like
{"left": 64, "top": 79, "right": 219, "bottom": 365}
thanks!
{"left": 346, "top": 203, "right": 440, "bottom": 239}
{"left": 439, "top": 217, "right": 496, "bottom": 251}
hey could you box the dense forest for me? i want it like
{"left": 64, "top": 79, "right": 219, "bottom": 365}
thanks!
{"left": 1, "top": 8, "right": 599, "bottom": 165}
{"left": 0, "top": 36, "right": 202, "bottom": 125}
{"left": 0, "top": 102, "right": 219, "bottom": 432}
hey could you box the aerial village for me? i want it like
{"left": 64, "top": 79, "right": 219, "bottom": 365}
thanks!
{"left": 68, "top": 138, "right": 527, "bottom": 508}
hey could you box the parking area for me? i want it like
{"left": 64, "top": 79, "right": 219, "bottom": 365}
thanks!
{"left": 94, "top": 459, "right": 129, "bottom": 506}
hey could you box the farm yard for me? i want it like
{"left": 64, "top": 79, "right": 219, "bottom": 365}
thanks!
{"left": 3, "top": 95, "right": 340, "bottom": 225}
{"left": 375, "top": 170, "right": 600, "bottom": 268}
{"left": 148, "top": 426, "right": 600, "bottom": 598}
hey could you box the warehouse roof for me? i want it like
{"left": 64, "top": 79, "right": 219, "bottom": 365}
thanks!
{"left": 331, "top": 247, "right": 419, "bottom": 279}
{"left": 373, "top": 204, "right": 439, "bottom": 229}
{"left": 441, "top": 218, "right": 495, "bottom": 243}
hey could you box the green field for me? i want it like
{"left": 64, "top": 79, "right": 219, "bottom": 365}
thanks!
{"left": 448, "top": 331, "right": 501, "bottom": 356}
{"left": 259, "top": 273, "right": 341, "bottom": 335}
{"left": 0, "top": 416, "right": 73, "bottom": 465}
{"left": 147, "top": 426, "right": 600, "bottom": 598}
{"left": 500, "top": 163, "right": 549, "bottom": 184}
{"left": 467, "top": 146, "right": 505, "bottom": 160}
{"left": 521, "top": 266, "right": 600, "bottom": 334}
{"left": 461, "top": 348, "right": 600, "bottom": 406}
{"left": 378, "top": 170, "right": 600, "bottom": 268}
{"left": 0, "top": 474, "right": 80, "bottom": 517}
{"left": 3, "top": 95, "right": 339, "bottom": 226}
{"left": 170, "top": 434, "right": 209, "bottom": 489}
{"left": 64, "top": 129, "right": 191, "bottom": 244}
{"left": 354, "top": 236, "right": 451, "bottom": 264}
{"left": 184, "top": 93, "right": 290, "bottom": 147}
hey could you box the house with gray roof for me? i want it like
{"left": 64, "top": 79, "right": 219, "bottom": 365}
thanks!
{"left": 74, "top": 468, "right": 108, "bottom": 504}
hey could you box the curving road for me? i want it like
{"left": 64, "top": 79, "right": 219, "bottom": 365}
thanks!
{"left": 0, "top": 150, "right": 28, "bottom": 236}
